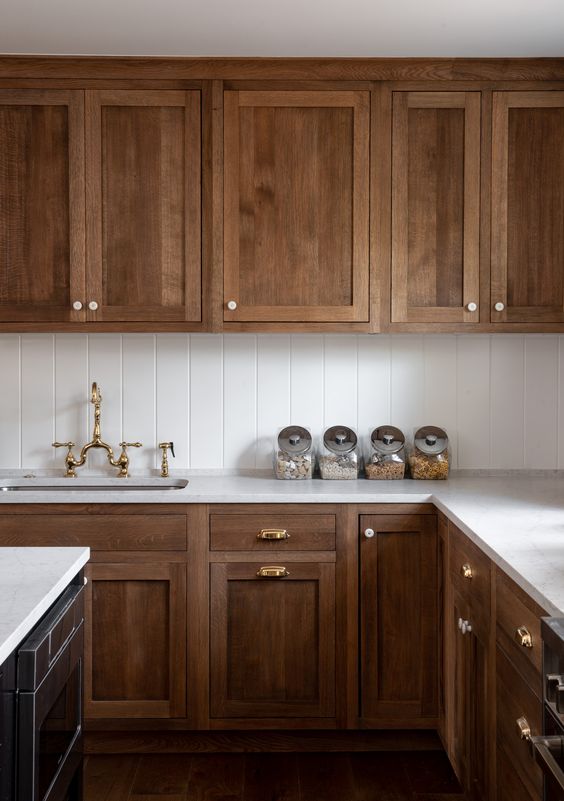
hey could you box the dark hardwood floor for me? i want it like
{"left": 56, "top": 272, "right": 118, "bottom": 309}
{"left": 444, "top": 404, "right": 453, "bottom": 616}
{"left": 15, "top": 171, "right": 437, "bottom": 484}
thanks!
{"left": 83, "top": 751, "right": 464, "bottom": 800}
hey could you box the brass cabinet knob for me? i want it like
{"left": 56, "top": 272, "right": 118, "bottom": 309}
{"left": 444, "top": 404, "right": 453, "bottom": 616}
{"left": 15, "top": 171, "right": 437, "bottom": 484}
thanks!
{"left": 461, "top": 563, "right": 473, "bottom": 579}
{"left": 515, "top": 626, "right": 533, "bottom": 649}
{"left": 516, "top": 716, "right": 532, "bottom": 741}
{"left": 226, "top": 300, "right": 238, "bottom": 311}
{"left": 257, "top": 529, "right": 290, "bottom": 540}
{"left": 256, "top": 566, "right": 290, "bottom": 578}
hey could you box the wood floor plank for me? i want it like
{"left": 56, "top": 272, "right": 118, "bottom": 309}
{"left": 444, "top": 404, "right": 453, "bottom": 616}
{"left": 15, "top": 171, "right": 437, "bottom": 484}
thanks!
{"left": 83, "top": 755, "right": 140, "bottom": 801}
{"left": 186, "top": 754, "right": 245, "bottom": 801}
{"left": 348, "top": 752, "right": 412, "bottom": 801}
{"left": 298, "top": 753, "right": 357, "bottom": 801}
{"left": 243, "top": 753, "right": 299, "bottom": 801}
{"left": 130, "top": 754, "right": 192, "bottom": 798}
{"left": 403, "top": 752, "right": 462, "bottom": 795}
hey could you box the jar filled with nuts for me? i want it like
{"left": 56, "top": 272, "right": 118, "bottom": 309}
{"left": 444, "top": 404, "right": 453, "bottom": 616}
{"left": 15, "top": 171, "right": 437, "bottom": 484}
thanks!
{"left": 365, "top": 426, "right": 406, "bottom": 480}
{"left": 274, "top": 426, "right": 314, "bottom": 480}
{"left": 409, "top": 426, "right": 450, "bottom": 480}
{"left": 319, "top": 426, "right": 360, "bottom": 480}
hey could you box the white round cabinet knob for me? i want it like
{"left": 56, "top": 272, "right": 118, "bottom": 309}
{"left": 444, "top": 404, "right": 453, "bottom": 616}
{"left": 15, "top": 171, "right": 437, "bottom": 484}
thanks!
{"left": 466, "top": 302, "right": 478, "bottom": 312}
{"left": 494, "top": 302, "right": 505, "bottom": 312}
{"left": 364, "top": 528, "right": 375, "bottom": 539}
{"left": 72, "top": 301, "right": 83, "bottom": 311}
{"left": 88, "top": 301, "right": 99, "bottom": 311}
{"left": 226, "top": 300, "right": 238, "bottom": 311}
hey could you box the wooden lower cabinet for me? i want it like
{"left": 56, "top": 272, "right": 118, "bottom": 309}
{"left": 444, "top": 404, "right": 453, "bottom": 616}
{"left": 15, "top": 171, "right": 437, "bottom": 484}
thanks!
{"left": 84, "top": 559, "right": 187, "bottom": 720}
{"left": 359, "top": 513, "right": 438, "bottom": 726}
{"left": 209, "top": 560, "right": 336, "bottom": 722}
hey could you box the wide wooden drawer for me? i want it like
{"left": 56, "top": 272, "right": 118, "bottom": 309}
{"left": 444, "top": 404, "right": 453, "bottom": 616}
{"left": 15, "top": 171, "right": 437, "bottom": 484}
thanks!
{"left": 496, "top": 568, "right": 544, "bottom": 693}
{"left": 210, "top": 513, "right": 336, "bottom": 551}
{"left": 0, "top": 514, "right": 187, "bottom": 550}
{"left": 449, "top": 523, "right": 491, "bottom": 615}
{"left": 496, "top": 646, "right": 543, "bottom": 801}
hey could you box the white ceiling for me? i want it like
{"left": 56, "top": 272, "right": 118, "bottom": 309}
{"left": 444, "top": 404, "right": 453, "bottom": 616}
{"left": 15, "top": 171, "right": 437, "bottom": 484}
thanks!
{"left": 1, "top": 0, "right": 563, "bottom": 57}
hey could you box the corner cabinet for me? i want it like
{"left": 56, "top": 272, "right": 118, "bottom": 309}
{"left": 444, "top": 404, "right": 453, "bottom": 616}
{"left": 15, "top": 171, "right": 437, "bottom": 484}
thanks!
{"left": 223, "top": 89, "right": 370, "bottom": 326}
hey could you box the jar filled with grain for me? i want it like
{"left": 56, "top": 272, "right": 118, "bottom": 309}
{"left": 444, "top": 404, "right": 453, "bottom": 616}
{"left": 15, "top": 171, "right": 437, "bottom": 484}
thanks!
{"left": 409, "top": 426, "right": 450, "bottom": 480}
{"left": 319, "top": 426, "right": 360, "bottom": 480}
{"left": 274, "top": 426, "right": 314, "bottom": 480}
{"left": 365, "top": 426, "right": 406, "bottom": 480}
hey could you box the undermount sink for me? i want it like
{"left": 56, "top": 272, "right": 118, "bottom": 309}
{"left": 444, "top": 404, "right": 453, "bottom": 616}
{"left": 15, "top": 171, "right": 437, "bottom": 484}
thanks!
{"left": 0, "top": 477, "right": 189, "bottom": 492}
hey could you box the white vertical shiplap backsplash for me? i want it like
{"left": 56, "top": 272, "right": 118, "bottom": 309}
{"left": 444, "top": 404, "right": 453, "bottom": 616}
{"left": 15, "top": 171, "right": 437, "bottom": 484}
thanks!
{"left": 0, "top": 333, "right": 563, "bottom": 472}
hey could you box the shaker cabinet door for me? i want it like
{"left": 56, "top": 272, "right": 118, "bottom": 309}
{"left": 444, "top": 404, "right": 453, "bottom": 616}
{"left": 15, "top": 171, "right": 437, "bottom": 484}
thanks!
{"left": 85, "top": 90, "right": 201, "bottom": 323}
{"left": 391, "top": 91, "right": 481, "bottom": 325}
{"left": 223, "top": 90, "right": 370, "bottom": 324}
{"left": 0, "top": 90, "right": 85, "bottom": 322}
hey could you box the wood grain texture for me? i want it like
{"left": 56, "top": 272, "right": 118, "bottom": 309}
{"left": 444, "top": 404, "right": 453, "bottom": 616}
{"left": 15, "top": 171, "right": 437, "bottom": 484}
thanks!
{"left": 210, "top": 512, "right": 336, "bottom": 551}
{"left": 0, "top": 89, "right": 85, "bottom": 322}
{"left": 223, "top": 89, "right": 369, "bottom": 323}
{"left": 391, "top": 91, "right": 480, "bottom": 324}
{"left": 85, "top": 90, "right": 201, "bottom": 322}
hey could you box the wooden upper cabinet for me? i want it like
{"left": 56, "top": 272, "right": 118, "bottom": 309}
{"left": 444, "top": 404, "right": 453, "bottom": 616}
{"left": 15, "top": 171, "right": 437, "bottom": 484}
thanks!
{"left": 0, "top": 90, "right": 85, "bottom": 322}
{"left": 223, "top": 90, "right": 370, "bottom": 324}
{"left": 491, "top": 91, "right": 564, "bottom": 324}
{"left": 391, "top": 92, "right": 481, "bottom": 324}
{"left": 85, "top": 90, "right": 201, "bottom": 322}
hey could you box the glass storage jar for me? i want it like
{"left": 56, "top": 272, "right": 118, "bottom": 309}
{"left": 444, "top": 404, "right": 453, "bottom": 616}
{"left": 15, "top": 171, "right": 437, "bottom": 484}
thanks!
{"left": 409, "top": 426, "right": 450, "bottom": 480}
{"left": 365, "top": 426, "right": 406, "bottom": 480}
{"left": 319, "top": 426, "right": 359, "bottom": 480}
{"left": 274, "top": 426, "right": 314, "bottom": 480}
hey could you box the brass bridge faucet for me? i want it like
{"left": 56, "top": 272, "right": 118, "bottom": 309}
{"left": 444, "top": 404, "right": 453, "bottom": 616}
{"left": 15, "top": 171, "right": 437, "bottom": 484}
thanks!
{"left": 53, "top": 382, "right": 142, "bottom": 478}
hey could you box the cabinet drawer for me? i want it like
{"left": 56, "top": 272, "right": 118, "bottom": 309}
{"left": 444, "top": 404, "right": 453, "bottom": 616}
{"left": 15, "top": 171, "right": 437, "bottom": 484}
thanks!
{"left": 496, "top": 646, "right": 543, "bottom": 801}
{"left": 449, "top": 524, "right": 491, "bottom": 615}
{"left": 210, "top": 514, "right": 336, "bottom": 551}
{"left": 496, "top": 568, "right": 544, "bottom": 692}
{"left": 0, "top": 514, "right": 187, "bottom": 550}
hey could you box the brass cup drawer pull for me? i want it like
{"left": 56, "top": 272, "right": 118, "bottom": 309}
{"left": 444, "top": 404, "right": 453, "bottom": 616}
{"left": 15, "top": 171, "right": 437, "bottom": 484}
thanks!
{"left": 516, "top": 626, "right": 534, "bottom": 648}
{"left": 257, "top": 529, "right": 290, "bottom": 541}
{"left": 461, "top": 563, "right": 473, "bottom": 579}
{"left": 516, "top": 716, "right": 532, "bottom": 741}
{"left": 257, "top": 566, "right": 290, "bottom": 578}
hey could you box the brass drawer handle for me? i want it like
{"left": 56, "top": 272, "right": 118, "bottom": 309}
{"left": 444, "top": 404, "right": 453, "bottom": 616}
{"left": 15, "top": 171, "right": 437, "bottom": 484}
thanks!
{"left": 516, "top": 626, "right": 533, "bottom": 649}
{"left": 461, "top": 563, "right": 473, "bottom": 579}
{"left": 257, "top": 566, "right": 290, "bottom": 578}
{"left": 516, "top": 716, "right": 532, "bottom": 741}
{"left": 257, "top": 529, "right": 290, "bottom": 541}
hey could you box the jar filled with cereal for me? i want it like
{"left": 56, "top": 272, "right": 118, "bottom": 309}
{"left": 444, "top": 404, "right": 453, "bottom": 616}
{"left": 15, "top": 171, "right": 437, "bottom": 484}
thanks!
{"left": 319, "top": 426, "right": 359, "bottom": 480}
{"left": 409, "top": 426, "right": 449, "bottom": 480}
{"left": 274, "top": 426, "right": 314, "bottom": 480}
{"left": 365, "top": 426, "right": 406, "bottom": 480}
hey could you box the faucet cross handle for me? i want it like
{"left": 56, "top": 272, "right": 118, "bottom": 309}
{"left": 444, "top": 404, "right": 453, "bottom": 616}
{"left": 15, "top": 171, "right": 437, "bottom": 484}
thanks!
{"left": 119, "top": 442, "right": 143, "bottom": 449}
{"left": 52, "top": 441, "right": 75, "bottom": 450}
{"left": 52, "top": 441, "right": 79, "bottom": 477}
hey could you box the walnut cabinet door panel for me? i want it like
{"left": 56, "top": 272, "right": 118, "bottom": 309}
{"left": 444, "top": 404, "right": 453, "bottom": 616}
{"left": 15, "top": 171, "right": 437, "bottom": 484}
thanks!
{"left": 223, "top": 90, "right": 370, "bottom": 324}
{"left": 0, "top": 90, "right": 85, "bottom": 322}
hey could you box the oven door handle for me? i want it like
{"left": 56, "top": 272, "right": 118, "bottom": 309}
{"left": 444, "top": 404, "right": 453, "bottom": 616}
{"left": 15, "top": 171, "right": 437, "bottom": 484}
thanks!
{"left": 532, "top": 735, "right": 564, "bottom": 793}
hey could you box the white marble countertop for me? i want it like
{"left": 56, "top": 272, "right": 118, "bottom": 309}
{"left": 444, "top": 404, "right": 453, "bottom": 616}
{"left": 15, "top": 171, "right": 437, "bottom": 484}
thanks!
{"left": 0, "top": 547, "right": 90, "bottom": 666}
{"left": 1, "top": 472, "right": 564, "bottom": 616}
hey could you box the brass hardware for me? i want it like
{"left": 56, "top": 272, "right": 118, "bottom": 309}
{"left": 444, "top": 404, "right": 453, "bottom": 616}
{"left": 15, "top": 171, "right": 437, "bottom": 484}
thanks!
{"left": 158, "top": 442, "right": 175, "bottom": 478}
{"left": 257, "top": 529, "right": 289, "bottom": 541}
{"left": 515, "top": 626, "right": 533, "bottom": 649}
{"left": 257, "top": 566, "right": 290, "bottom": 578}
{"left": 52, "top": 382, "right": 142, "bottom": 478}
{"left": 458, "top": 617, "right": 472, "bottom": 635}
{"left": 516, "top": 716, "right": 532, "bottom": 742}
{"left": 461, "top": 563, "right": 473, "bottom": 579}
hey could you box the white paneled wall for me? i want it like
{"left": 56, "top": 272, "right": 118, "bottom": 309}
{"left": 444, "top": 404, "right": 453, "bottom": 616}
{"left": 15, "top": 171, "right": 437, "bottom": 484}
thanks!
{"left": 1, "top": 333, "right": 563, "bottom": 471}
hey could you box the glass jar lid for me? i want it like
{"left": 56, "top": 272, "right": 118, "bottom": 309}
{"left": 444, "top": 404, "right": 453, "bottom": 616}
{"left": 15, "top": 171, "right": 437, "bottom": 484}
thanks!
{"left": 323, "top": 425, "right": 358, "bottom": 454}
{"left": 414, "top": 425, "right": 448, "bottom": 455}
{"left": 277, "top": 426, "right": 312, "bottom": 455}
{"left": 370, "top": 426, "right": 405, "bottom": 455}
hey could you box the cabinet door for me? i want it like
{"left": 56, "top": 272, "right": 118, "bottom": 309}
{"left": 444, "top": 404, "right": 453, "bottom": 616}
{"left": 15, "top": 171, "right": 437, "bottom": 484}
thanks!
{"left": 210, "top": 561, "right": 335, "bottom": 719}
{"left": 223, "top": 90, "right": 369, "bottom": 323}
{"left": 391, "top": 92, "right": 481, "bottom": 324}
{"left": 84, "top": 561, "right": 187, "bottom": 719}
{"left": 85, "top": 90, "right": 201, "bottom": 322}
{"left": 359, "top": 514, "right": 438, "bottom": 724}
{"left": 492, "top": 91, "right": 564, "bottom": 324}
{"left": 0, "top": 90, "right": 85, "bottom": 322}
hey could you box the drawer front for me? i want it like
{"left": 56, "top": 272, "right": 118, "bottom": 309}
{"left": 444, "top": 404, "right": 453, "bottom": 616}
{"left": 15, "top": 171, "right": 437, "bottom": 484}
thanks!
{"left": 0, "top": 514, "right": 187, "bottom": 550}
{"left": 449, "top": 523, "right": 491, "bottom": 615}
{"left": 210, "top": 513, "right": 336, "bottom": 551}
{"left": 496, "top": 568, "right": 544, "bottom": 692}
{"left": 496, "top": 646, "right": 543, "bottom": 801}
